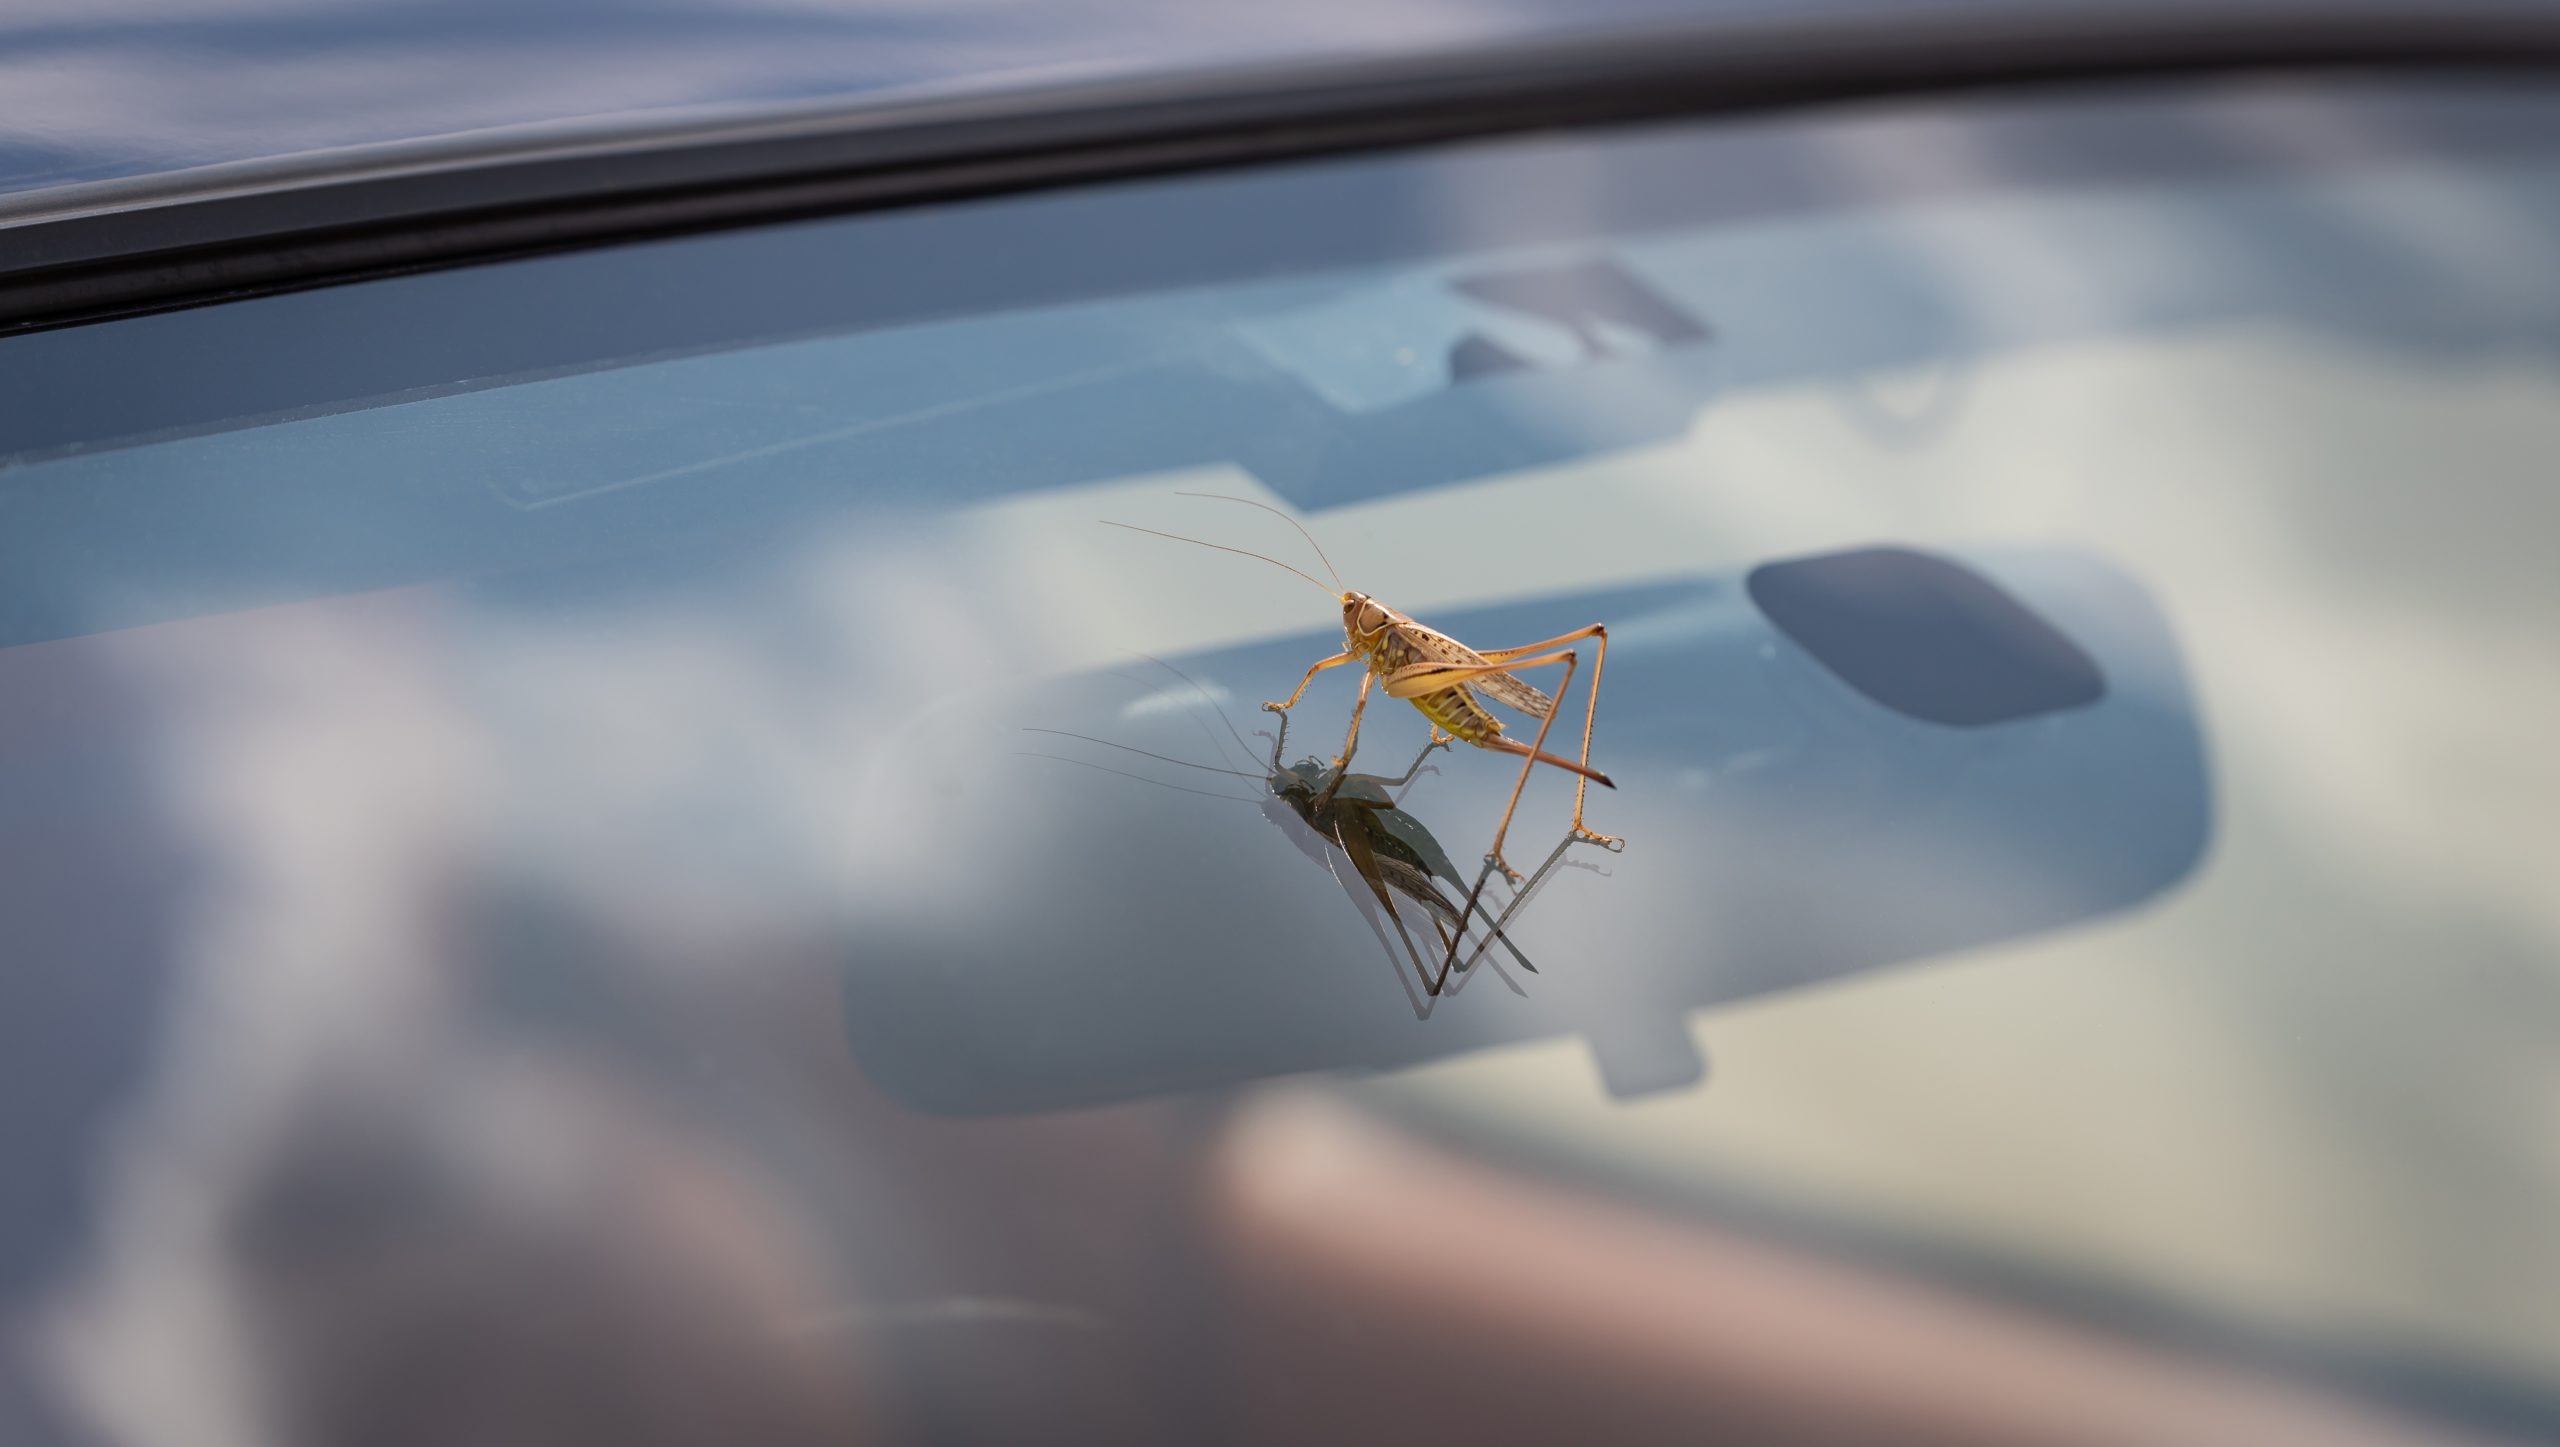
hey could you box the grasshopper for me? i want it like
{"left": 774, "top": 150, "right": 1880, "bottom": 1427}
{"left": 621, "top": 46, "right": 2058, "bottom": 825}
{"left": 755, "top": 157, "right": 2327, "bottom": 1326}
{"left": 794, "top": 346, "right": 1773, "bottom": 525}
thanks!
{"left": 1105, "top": 495, "right": 1622, "bottom": 973}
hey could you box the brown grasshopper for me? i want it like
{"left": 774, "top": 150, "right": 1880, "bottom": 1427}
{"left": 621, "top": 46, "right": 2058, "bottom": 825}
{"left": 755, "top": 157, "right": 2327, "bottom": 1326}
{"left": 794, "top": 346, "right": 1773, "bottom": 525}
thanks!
{"left": 1105, "top": 495, "right": 1622, "bottom": 973}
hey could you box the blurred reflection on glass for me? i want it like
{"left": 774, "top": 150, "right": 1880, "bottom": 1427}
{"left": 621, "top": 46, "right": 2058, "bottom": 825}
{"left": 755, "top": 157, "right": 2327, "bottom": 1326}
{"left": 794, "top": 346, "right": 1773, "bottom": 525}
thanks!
{"left": 3, "top": 79, "right": 2558, "bottom": 1447}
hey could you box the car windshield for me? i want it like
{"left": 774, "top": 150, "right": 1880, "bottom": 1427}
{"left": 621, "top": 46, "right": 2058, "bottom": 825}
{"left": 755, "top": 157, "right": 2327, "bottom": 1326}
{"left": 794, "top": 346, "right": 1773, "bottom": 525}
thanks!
{"left": 4, "top": 76, "right": 2558, "bottom": 1447}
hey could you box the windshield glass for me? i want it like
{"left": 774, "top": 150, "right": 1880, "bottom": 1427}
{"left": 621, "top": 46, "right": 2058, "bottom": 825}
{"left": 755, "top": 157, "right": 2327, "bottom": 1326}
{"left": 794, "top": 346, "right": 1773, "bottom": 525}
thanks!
{"left": 4, "top": 78, "right": 2558, "bottom": 1447}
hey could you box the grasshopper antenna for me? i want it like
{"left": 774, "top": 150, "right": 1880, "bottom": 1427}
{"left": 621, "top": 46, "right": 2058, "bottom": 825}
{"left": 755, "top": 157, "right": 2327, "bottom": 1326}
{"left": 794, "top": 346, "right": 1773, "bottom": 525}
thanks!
{"left": 1100, "top": 522, "right": 1341, "bottom": 598}
{"left": 1172, "top": 491, "right": 1346, "bottom": 593}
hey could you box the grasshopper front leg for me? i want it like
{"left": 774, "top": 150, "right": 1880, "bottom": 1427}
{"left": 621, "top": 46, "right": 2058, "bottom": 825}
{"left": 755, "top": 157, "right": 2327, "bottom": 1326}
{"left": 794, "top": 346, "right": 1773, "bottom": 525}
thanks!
{"left": 1263, "top": 651, "right": 1352, "bottom": 718}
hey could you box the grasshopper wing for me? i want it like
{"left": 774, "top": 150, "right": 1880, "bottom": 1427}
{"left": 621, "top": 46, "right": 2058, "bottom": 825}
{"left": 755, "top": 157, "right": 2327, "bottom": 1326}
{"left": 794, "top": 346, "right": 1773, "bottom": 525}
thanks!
{"left": 1395, "top": 620, "right": 1556, "bottom": 720}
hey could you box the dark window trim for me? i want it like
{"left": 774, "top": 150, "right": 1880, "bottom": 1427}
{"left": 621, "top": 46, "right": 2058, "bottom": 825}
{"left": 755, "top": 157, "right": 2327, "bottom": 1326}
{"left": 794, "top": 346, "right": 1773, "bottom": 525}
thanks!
{"left": 5, "top": 5, "right": 2560, "bottom": 334}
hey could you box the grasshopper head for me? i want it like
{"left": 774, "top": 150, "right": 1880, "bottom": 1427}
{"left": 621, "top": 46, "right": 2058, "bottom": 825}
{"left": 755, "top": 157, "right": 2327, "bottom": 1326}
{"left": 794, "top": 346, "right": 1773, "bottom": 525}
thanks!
{"left": 1343, "top": 591, "right": 1392, "bottom": 642}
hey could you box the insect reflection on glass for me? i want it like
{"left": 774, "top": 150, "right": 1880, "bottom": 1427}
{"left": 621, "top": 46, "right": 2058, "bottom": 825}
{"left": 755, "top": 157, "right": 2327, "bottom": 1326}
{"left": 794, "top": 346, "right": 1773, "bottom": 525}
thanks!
{"left": 1104, "top": 494, "right": 1624, "bottom": 973}
{"left": 1022, "top": 666, "right": 1565, "bottom": 999}
{"left": 1262, "top": 711, "right": 1549, "bottom": 998}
